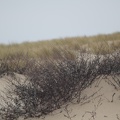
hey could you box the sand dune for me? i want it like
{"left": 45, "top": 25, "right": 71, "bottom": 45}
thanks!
{"left": 0, "top": 74, "right": 120, "bottom": 120}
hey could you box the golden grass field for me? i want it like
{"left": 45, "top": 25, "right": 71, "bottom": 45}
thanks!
{"left": 0, "top": 32, "right": 120, "bottom": 59}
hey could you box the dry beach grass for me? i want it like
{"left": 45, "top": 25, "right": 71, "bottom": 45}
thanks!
{"left": 0, "top": 32, "right": 120, "bottom": 120}
{"left": 0, "top": 32, "right": 120, "bottom": 59}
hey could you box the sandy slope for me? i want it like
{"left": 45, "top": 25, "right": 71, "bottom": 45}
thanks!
{"left": 0, "top": 74, "right": 120, "bottom": 120}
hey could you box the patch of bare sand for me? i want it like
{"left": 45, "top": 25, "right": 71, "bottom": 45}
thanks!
{"left": 0, "top": 73, "right": 26, "bottom": 106}
{"left": 0, "top": 74, "right": 120, "bottom": 120}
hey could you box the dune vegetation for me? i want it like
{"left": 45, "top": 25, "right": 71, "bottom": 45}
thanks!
{"left": 0, "top": 32, "right": 120, "bottom": 76}
{"left": 0, "top": 32, "right": 120, "bottom": 59}
{"left": 0, "top": 32, "right": 120, "bottom": 120}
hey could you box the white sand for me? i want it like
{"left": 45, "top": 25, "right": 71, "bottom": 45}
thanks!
{"left": 0, "top": 74, "right": 120, "bottom": 120}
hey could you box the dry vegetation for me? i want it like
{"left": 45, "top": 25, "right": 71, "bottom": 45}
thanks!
{"left": 0, "top": 32, "right": 120, "bottom": 120}
{"left": 0, "top": 32, "right": 120, "bottom": 59}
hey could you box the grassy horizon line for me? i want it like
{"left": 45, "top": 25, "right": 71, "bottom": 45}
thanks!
{"left": 0, "top": 32, "right": 120, "bottom": 45}
{"left": 0, "top": 32, "right": 120, "bottom": 59}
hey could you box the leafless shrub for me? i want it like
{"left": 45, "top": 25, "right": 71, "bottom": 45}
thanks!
{"left": 0, "top": 50, "right": 120, "bottom": 119}
{"left": 0, "top": 52, "right": 101, "bottom": 119}
{"left": 97, "top": 50, "right": 120, "bottom": 88}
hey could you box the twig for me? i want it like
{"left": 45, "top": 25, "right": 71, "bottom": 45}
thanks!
{"left": 63, "top": 104, "right": 76, "bottom": 120}
{"left": 116, "top": 114, "right": 120, "bottom": 120}
{"left": 104, "top": 93, "right": 115, "bottom": 102}
{"left": 81, "top": 98, "right": 102, "bottom": 120}
{"left": 80, "top": 87, "right": 103, "bottom": 106}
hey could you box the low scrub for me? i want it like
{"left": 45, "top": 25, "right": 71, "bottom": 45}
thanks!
{"left": 0, "top": 50, "right": 120, "bottom": 120}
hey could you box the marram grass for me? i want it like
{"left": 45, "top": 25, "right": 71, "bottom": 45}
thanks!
{"left": 0, "top": 32, "right": 120, "bottom": 59}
